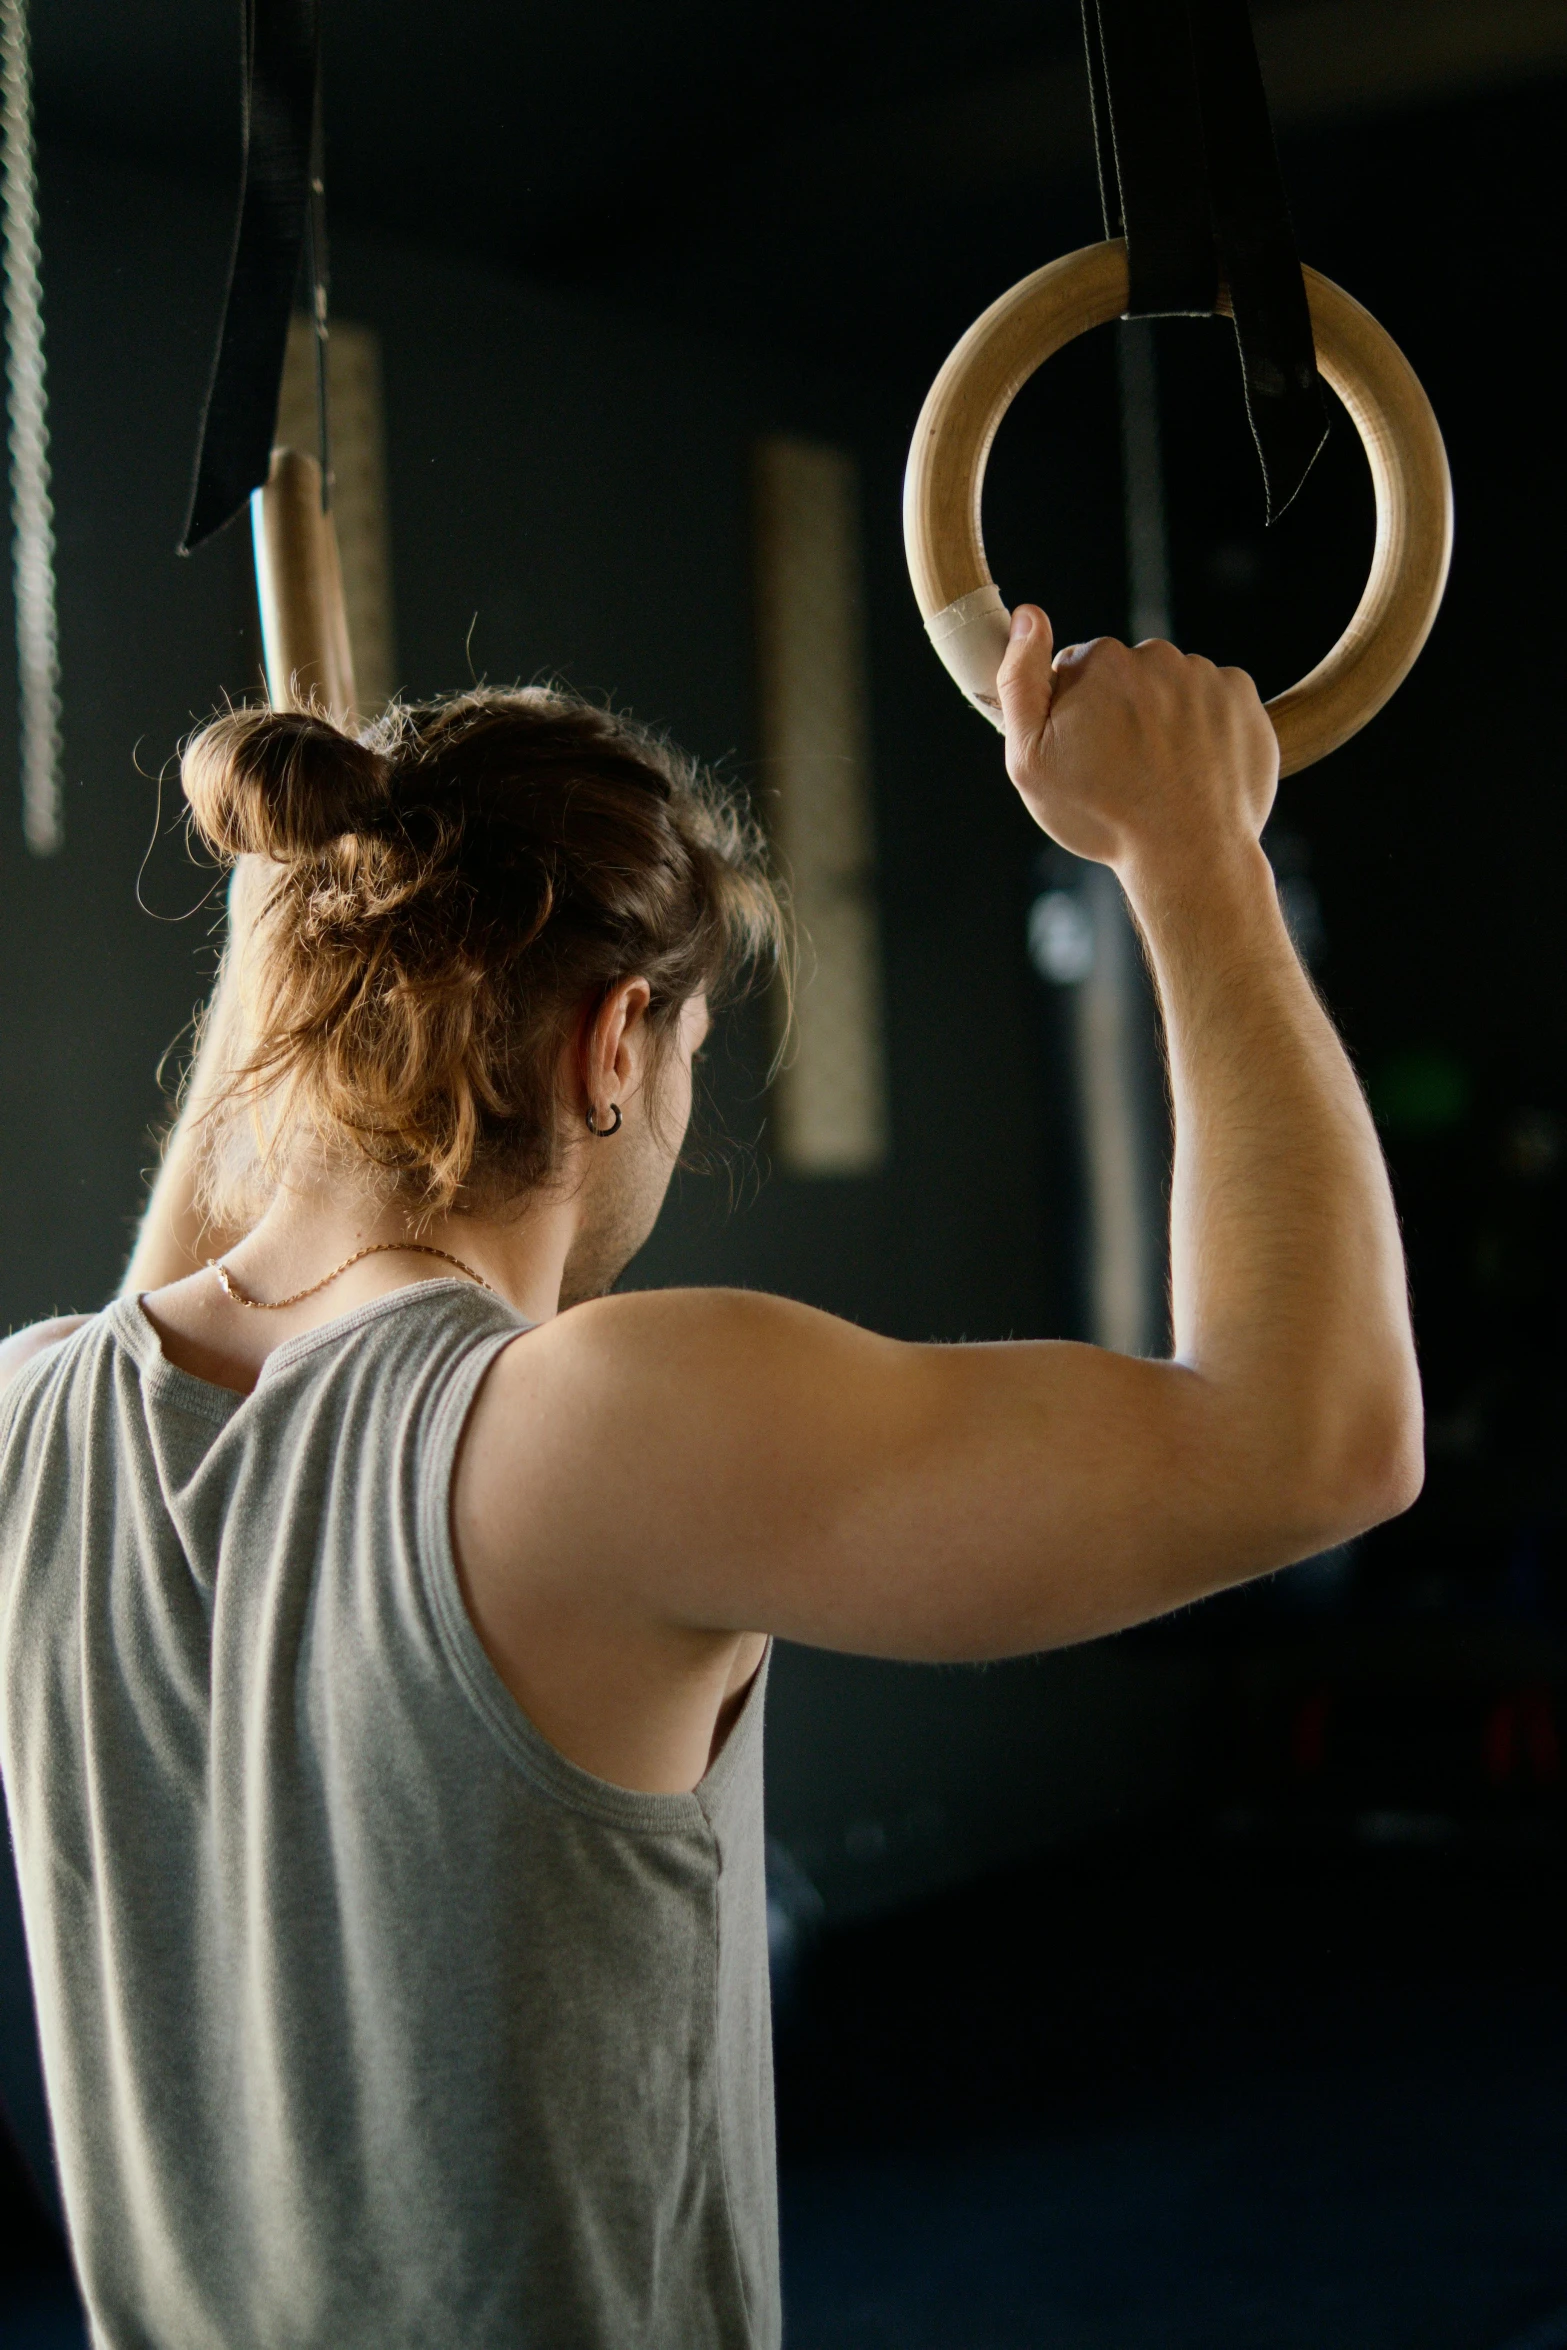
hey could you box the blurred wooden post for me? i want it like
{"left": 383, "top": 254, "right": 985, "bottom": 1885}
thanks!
{"left": 755, "top": 435, "right": 889, "bottom": 1177}
{"left": 250, "top": 447, "right": 358, "bottom": 726}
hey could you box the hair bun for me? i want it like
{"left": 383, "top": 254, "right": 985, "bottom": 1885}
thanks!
{"left": 182, "top": 705, "right": 390, "bottom": 859}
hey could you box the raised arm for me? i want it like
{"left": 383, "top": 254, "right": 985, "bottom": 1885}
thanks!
{"left": 126, "top": 444, "right": 346, "bottom": 1297}
{"left": 459, "top": 610, "right": 1421, "bottom": 1703}
{"left": 121, "top": 857, "right": 266, "bottom": 1295}
{"left": 996, "top": 609, "right": 1422, "bottom": 1547}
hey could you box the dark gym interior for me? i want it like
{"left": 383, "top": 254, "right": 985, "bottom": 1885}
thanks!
{"left": 3, "top": 3, "right": 1566, "bottom": 2343}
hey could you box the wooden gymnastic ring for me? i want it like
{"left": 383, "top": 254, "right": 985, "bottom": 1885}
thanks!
{"left": 902, "top": 238, "right": 1453, "bottom": 776}
{"left": 251, "top": 446, "right": 359, "bottom": 728}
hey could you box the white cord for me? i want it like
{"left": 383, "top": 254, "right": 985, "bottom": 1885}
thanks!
{"left": 0, "top": 0, "right": 61, "bottom": 857}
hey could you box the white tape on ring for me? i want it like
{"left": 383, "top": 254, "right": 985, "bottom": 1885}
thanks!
{"left": 925, "top": 583, "right": 1012, "bottom": 731}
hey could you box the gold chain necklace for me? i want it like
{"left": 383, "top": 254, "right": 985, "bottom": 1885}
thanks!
{"left": 208, "top": 1241, "right": 498, "bottom": 1311}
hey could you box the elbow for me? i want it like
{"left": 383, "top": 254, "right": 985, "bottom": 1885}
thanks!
{"left": 1288, "top": 1374, "right": 1425, "bottom": 1549}
{"left": 1342, "top": 1403, "right": 1425, "bottom": 1532}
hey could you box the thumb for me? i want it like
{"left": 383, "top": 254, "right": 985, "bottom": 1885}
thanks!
{"left": 996, "top": 605, "right": 1055, "bottom": 759}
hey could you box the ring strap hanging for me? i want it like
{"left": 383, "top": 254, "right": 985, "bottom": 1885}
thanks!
{"left": 1082, "top": 0, "right": 1329, "bottom": 520}
{"left": 180, "top": 0, "right": 325, "bottom": 552}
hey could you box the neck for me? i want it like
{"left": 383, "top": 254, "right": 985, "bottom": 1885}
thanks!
{"left": 218, "top": 1178, "right": 576, "bottom": 1327}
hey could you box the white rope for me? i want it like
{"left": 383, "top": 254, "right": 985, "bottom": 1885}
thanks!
{"left": 0, "top": 0, "right": 61, "bottom": 857}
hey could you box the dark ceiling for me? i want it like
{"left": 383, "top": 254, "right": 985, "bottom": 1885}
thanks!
{"left": 34, "top": 0, "right": 1567, "bottom": 377}
{"left": 34, "top": 1, "right": 1074, "bottom": 270}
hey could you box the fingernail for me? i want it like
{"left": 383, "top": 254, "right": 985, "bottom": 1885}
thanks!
{"left": 1009, "top": 607, "right": 1033, "bottom": 643}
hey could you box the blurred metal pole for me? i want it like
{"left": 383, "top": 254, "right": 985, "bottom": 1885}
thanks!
{"left": 1119, "top": 319, "right": 1173, "bottom": 647}
{"left": 1072, "top": 320, "right": 1171, "bottom": 1355}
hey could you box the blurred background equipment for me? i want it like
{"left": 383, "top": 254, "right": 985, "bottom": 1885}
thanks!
{"left": 0, "top": 0, "right": 60, "bottom": 855}
{"left": 2, "top": 2, "right": 1566, "bottom": 2343}
{"left": 1069, "top": 314, "right": 1175, "bottom": 1362}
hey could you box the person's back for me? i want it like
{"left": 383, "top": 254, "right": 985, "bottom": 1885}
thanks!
{"left": 0, "top": 634, "right": 1424, "bottom": 2344}
{"left": 0, "top": 1280, "right": 776, "bottom": 2349}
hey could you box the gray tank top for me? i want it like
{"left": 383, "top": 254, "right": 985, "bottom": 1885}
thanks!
{"left": 0, "top": 1281, "right": 778, "bottom": 2350}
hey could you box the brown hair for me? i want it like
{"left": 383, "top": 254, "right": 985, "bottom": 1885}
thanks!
{"left": 181, "top": 685, "right": 786, "bottom": 1223}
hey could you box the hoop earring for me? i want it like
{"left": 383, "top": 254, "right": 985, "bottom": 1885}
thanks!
{"left": 586, "top": 1103, "right": 622, "bottom": 1138}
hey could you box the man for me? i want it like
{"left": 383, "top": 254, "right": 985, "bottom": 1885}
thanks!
{"left": 0, "top": 609, "right": 1421, "bottom": 2348}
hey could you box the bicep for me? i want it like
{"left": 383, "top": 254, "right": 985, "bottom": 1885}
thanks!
{"left": 485, "top": 1292, "right": 1295, "bottom": 1665}
{"left": 648, "top": 1317, "right": 1243, "bottom": 1658}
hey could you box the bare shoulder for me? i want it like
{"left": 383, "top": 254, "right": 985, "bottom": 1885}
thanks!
{"left": 456, "top": 1284, "right": 932, "bottom": 1641}
{"left": 0, "top": 1316, "right": 91, "bottom": 1396}
{"left": 464, "top": 1284, "right": 917, "bottom": 1542}
{"left": 454, "top": 1279, "right": 1165, "bottom": 1659}
{"left": 535, "top": 1282, "right": 873, "bottom": 1354}
{"left": 487, "top": 1284, "right": 905, "bottom": 1427}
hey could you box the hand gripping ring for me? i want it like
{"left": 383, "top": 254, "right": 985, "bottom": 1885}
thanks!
{"left": 902, "top": 239, "right": 1453, "bottom": 776}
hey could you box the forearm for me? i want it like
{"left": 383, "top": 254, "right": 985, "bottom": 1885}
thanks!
{"left": 121, "top": 859, "right": 264, "bottom": 1294}
{"left": 121, "top": 1112, "right": 237, "bottom": 1297}
{"left": 1131, "top": 839, "right": 1421, "bottom": 1524}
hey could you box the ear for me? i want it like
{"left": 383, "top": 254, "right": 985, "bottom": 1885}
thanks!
{"left": 579, "top": 978, "right": 653, "bottom": 1117}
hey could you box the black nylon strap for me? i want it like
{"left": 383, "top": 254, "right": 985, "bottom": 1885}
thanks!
{"left": 1187, "top": 0, "right": 1326, "bottom": 518}
{"left": 1082, "top": 0, "right": 1328, "bottom": 521}
{"left": 180, "top": 0, "right": 323, "bottom": 552}
{"left": 1084, "top": 0, "right": 1217, "bottom": 315}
